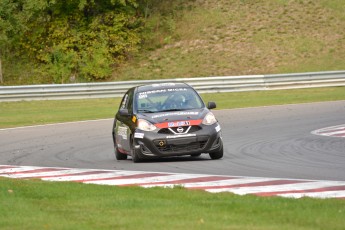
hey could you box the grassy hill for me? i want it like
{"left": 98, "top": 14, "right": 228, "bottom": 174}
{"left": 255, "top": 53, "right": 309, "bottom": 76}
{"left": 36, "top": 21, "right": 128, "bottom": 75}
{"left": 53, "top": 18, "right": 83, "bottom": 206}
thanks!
{"left": 2, "top": 0, "right": 345, "bottom": 85}
{"left": 111, "top": 0, "right": 345, "bottom": 81}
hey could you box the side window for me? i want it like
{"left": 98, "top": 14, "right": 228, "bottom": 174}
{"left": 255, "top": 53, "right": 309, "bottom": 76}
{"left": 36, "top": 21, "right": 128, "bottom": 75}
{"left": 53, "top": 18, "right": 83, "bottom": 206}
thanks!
{"left": 119, "top": 89, "right": 134, "bottom": 113}
{"left": 120, "top": 93, "right": 128, "bottom": 109}
{"left": 127, "top": 90, "right": 134, "bottom": 114}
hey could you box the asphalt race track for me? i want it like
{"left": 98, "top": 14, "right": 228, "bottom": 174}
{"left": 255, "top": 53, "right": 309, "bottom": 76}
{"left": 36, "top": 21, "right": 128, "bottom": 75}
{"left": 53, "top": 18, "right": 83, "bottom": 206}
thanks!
{"left": 1, "top": 101, "right": 344, "bottom": 182}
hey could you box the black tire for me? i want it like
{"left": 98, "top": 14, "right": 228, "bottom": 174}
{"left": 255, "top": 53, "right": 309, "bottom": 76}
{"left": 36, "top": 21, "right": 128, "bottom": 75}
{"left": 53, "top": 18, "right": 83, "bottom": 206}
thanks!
{"left": 113, "top": 126, "right": 127, "bottom": 160}
{"left": 191, "top": 153, "right": 201, "bottom": 157}
{"left": 131, "top": 137, "right": 141, "bottom": 163}
{"left": 209, "top": 144, "right": 223, "bottom": 160}
{"left": 112, "top": 119, "right": 117, "bottom": 146}
{"left": 115, "top": 147, "right": 128, "bottom": 160}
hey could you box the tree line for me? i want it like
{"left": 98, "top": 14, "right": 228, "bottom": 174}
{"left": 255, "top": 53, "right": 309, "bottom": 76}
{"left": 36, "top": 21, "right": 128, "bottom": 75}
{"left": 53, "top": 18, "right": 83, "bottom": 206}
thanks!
{"left": 0, "top": 0, "right": 173, "bottom": 84}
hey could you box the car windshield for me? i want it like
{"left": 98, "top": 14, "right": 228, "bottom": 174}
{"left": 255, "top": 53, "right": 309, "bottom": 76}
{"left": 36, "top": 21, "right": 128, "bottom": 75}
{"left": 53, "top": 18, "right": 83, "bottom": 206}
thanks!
{"left": 136, "top": 87, "right": 204, "bottom": 113}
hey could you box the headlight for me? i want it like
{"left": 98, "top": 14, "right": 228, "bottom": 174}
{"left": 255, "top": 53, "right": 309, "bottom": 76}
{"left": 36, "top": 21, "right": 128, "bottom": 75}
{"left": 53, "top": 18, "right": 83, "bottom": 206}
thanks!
{"left": 202, "top": 112, "right": 217, "bottom": 125}
{"left": 137, "top": 119, "right": 156, "bottom": 131}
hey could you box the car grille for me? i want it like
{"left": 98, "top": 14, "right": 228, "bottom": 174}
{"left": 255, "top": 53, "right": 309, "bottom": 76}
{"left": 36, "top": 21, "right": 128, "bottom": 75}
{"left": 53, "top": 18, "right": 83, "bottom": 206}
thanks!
{"left": 158, "top": 125, "right": 201, "bottom": 134}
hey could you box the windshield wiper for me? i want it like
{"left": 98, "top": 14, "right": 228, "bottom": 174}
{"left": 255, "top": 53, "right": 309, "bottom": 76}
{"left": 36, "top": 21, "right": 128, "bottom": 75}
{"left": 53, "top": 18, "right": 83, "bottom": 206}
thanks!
{"left": 159, "top": 108, "right": 187, "bottom": 112}
{"left": 138, "top": 109, "right": 155, "bottom": 113}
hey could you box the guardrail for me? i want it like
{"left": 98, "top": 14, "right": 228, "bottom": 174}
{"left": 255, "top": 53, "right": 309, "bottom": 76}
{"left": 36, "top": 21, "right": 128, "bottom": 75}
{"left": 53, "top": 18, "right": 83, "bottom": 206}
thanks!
{"left": 0, "top": 71, "right": 344, "bottom": 101}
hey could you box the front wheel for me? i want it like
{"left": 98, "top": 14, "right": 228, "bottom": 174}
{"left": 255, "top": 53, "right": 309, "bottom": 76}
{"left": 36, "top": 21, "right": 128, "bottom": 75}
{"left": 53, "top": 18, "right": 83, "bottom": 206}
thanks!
{"left": 209, "top": 145, "right": 223, "bottom": 160}
{"left": 131, "top": 138, "right": 141, "bottom": 163}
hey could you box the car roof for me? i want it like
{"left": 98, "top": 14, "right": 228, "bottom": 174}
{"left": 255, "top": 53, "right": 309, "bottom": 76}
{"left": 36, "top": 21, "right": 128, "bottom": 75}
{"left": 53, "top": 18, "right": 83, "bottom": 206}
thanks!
{"left": 136, "top": 82, "right": 191, "bottom": 93}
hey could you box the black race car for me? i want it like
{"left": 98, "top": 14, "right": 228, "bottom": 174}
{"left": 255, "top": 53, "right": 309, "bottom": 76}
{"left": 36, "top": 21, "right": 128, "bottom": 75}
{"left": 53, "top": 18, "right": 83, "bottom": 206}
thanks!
{"left": 112, "top": 82, "right": 223, "bottom": 162}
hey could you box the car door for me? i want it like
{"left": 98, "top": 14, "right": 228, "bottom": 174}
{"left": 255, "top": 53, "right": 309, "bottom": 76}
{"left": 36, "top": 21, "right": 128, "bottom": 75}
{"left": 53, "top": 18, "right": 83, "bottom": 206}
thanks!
{"left": 115, "top": 89, "right": 134, "bottom": 153}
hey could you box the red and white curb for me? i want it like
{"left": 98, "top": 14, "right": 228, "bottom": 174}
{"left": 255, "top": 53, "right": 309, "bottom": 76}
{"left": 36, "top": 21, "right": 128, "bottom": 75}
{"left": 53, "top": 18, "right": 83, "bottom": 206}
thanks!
{"left": 1, "top": 165, "right": 345, "bottom": 199}
{"left": 312, "top": 124, "right": 345, "bottom": 138}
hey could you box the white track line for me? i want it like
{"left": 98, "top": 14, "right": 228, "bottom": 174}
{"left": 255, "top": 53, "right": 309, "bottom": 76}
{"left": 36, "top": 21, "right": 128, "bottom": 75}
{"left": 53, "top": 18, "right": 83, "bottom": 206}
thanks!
{"left": 311, "top": 124, "right": 345, "bottom": 138}
{"left": 0, "top": 118, "right": 113, "bottom": 131}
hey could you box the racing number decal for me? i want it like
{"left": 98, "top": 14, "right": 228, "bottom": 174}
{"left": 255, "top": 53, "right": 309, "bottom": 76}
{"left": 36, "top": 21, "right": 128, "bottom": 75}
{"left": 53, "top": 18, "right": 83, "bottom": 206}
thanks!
{"left": 117, "top": 126, "right": 128, "bottom": 140}
{"left": 116, "top": 121, "right": 131, "bottom": 152}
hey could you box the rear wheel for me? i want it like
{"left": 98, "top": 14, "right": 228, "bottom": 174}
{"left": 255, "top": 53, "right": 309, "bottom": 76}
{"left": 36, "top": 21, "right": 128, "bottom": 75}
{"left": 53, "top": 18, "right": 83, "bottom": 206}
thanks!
{"left": 209, "top": 144, "right": 223, "bottom": 160}
{"left": 113, "top": 129, "right": 127, "bottom": 160}
{"left": 115, "top": 147, "right": 128, "bottom": 160}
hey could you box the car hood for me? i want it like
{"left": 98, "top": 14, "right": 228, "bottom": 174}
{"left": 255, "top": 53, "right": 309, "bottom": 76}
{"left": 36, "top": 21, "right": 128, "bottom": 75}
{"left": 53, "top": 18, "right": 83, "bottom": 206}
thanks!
{"left": 139, "top": 108, "right": 209, "bottom": 124}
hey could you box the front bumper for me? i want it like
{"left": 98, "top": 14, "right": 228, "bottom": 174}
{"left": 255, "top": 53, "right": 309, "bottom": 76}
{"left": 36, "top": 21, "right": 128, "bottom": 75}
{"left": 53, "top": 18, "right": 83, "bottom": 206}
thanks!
{"left": 132, "top": 123, "right": 222, "bottom": 158}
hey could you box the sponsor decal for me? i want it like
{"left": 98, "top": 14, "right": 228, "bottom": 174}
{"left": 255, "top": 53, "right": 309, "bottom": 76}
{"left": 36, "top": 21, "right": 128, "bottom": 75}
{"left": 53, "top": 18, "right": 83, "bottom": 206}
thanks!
{"left": 152, "top": 111, "right": 198, "bottom": 119}
{"left": 138, "top": 94, "right": 148, "bottom": 99}
{"left": 167, "top": 88, "right": 188, "bottom": 92}
{"left": 168, "top": 121, "right": 190, "bottom": 127}
{"left": 152, "top": 83, "right": 176, "bottom": 87}
{"left": 134, "top": 132, "right": 144, "bottom": 139}
{"left": 138, "top": 88, "right": 188, "bottom": 97}
{"left": 215, "top": 124, "right": 221, "bottom": 133}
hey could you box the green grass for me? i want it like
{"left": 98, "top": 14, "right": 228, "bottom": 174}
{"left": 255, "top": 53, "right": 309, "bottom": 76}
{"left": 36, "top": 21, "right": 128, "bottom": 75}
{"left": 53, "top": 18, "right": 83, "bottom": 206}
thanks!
{"left": 1, "top": 177, "right": 344, "bottom": 230}
{"left": 0, "top": 98, "right": 121, "bottom": 128}
{"left": 1, "top": 87, "right": 344, "bottom": 129}
{"left": 112, "top": 0, "right": 345, "bottom": 82}
{"left": 202, "top": 87, "right": 345, "bottom": 109}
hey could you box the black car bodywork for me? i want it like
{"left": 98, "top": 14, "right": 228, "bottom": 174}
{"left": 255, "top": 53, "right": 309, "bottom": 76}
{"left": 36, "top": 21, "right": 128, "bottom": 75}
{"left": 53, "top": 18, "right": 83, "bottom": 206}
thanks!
{"left": 112, "top": 82, "right": 223, "bottom": 162}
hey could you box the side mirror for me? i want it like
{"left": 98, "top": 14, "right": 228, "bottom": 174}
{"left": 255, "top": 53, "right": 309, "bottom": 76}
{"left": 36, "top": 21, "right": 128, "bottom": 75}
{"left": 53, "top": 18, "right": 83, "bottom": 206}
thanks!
{"left": 207, "top": 102, "right": 216, "bottom": 110}
{"left": 119, "top": 109, "right": 130, "bottom": 116}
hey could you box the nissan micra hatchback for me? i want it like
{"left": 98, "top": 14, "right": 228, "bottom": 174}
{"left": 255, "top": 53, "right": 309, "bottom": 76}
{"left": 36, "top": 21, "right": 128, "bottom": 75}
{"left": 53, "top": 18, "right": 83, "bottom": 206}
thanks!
{"left": 112, "top": 82, "right": 223, "bottom": 162}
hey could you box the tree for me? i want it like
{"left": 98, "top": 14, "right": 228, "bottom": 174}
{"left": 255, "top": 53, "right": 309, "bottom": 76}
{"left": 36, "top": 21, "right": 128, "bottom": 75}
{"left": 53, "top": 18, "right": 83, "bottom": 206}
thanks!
{"left": 0, "top": 0, "right": 48, "bottom": 84}
{"left": 1, "top": 0, "right": 144, "bottom": 84}
{"left": 20, "top": 0, "right": 142, "bottom": 82}
{"left": 0, "top": 0, "right": 17, "bottom": 83}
